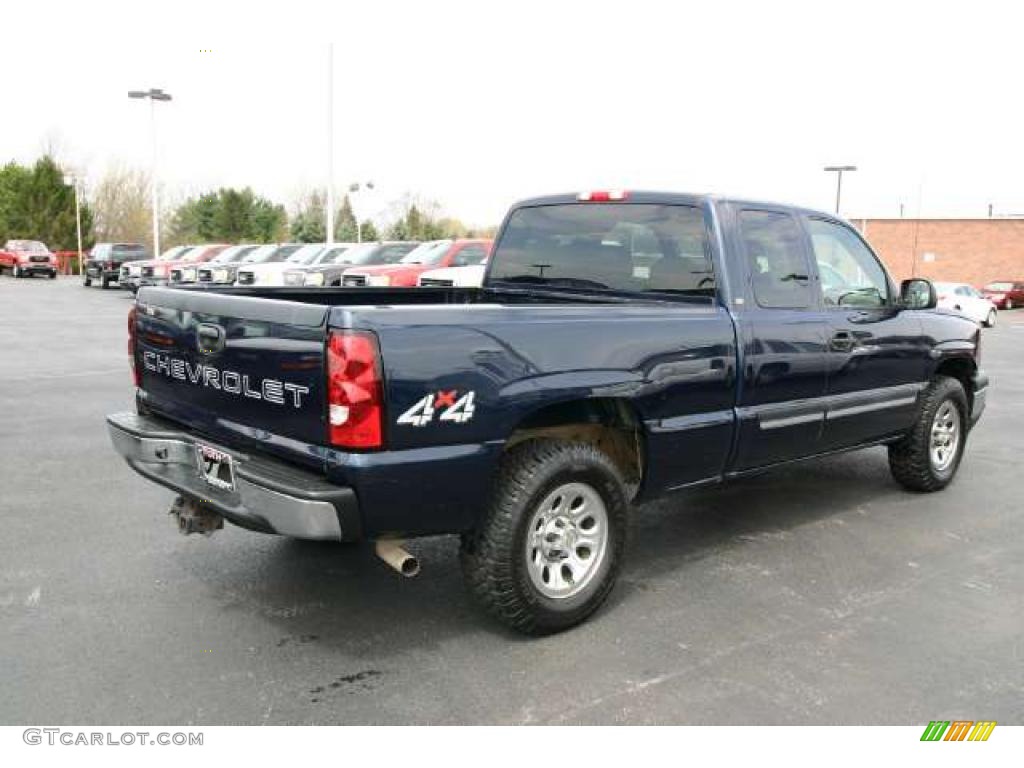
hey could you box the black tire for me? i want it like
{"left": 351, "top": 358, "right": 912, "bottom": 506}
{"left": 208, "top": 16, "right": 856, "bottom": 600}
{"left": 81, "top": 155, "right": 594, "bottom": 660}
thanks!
{"left": 101, "top": 277, "right": 110, "bottom": 290}
{"left": 13, "top": 265, "right": 22, "bottom": 278}
{"left": 83, "top": 276, "right": 92, "bottom": 287}
{"left": 889, "top": 375, "right": 969, "bottom": 492}
{"left": 460, "top": 439, "right": 628, "bottom": 635}
{"left": 985, "top": 309, "right": 996, "bottom": 327}
{"left": 49, "top": 271, "right": 57, "bottom": 280}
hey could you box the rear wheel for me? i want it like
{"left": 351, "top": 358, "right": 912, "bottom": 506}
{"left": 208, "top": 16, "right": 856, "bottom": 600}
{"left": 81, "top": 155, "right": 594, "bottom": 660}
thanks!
{"left": 83, "top": 276, "right": 92, "bottom": 286}
{"left": 889, "top": 375, "right": 968, "bottom": 492}
{"left": 1006, "top": 299, "right": 1014, "bottom": 310}
{"left": 101, "top": 277, "right": 110, "bottom": 290}
{"left": 48, "top": 271, "right": 57, "bottom": 280}
{"left": 460, "top": 439, "right": 628, "bottom": 634}
{"left": 12, "top": 265, "right": 21, "bottom": 278}
{"left": 985, "top": 309, "right": 996, "bottom": 327}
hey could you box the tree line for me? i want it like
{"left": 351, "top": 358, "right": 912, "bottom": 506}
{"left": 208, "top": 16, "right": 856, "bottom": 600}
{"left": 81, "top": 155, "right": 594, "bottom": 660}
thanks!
{"left": 0, "top": 154, "right": 493, "bottom": 254}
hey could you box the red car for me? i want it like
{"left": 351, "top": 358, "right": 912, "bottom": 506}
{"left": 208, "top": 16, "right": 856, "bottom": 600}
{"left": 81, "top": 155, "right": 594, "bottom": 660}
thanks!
{"left": 981, "top": 281, "right": 1024, "bottom": 310}
{"left": 341, "top": 239, "right": 492, "bottom": 287}
{"left": 136, "top": 244, "right": 229, "bottom": 289}
{"left": 0, "top": 239, "right": 58, "bottom": 279}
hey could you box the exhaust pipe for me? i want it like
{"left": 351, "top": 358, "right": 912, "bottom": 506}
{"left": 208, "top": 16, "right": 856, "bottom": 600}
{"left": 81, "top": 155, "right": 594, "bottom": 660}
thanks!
{"left": 375, "top": 539, "right": 420, "bottom": 578}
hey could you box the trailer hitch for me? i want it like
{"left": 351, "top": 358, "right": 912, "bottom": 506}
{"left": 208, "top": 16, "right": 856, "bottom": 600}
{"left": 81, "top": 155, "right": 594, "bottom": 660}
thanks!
{"left": 169, "top": 496, "right": 224, "bottom": 537}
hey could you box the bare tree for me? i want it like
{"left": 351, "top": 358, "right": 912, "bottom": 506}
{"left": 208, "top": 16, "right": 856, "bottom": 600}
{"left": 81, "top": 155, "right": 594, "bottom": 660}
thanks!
{"left": 90, "top": 166, "right": 154, "bottom": 247}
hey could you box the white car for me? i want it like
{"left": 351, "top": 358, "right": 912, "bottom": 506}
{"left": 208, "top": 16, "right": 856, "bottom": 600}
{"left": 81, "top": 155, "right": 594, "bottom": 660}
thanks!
{"left": 235, "top": 244, "right": 325, "bottom": 287}
{"left": 417, "top": 262, "right": 487, "bottom": 287}
{"left": 935, "top": 282, "right": 997, "bottom": 327}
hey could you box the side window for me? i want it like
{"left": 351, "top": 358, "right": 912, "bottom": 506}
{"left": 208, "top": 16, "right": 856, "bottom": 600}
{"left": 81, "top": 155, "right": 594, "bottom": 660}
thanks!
{"left": 738, "top": 210, "right": 812, "bottom": 308}
{"left": 805, "top": 218, "right": 889, "bottom": 308}
{"left": 453, "top": 245, "right": 487, "bottom": 266}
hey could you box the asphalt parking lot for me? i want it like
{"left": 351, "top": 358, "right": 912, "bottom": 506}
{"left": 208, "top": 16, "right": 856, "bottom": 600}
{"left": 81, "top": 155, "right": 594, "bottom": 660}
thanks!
{"left": 1, "top": 276, "right": 1022, "bottom": 725}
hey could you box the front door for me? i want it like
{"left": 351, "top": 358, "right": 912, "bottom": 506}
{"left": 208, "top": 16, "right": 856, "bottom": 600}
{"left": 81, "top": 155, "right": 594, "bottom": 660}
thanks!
{"left": 803, "top": 216, "right": 930, "bottom": 450}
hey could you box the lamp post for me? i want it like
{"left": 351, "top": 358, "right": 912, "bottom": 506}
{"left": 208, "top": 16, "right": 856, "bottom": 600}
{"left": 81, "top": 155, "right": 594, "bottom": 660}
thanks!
{"left": 349, "top": 181, "right": 375, "bottom": 242}
{"left": 128, "top": 88, "right": 172, "bottom": 256}
{"left": 63, "top": 173, "right": 83, "bottom": 276}
{"left": 823, "top": 165, "right": 857, "bottom": 215}
{"left": 326, "top": 44, "right": 335, "bottom": 245}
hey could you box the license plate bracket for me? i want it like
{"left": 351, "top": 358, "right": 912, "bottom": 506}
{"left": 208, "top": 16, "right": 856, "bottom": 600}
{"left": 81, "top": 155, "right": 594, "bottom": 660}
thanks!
{"left": 195, "top": 442, "right": 236, "bottom": 492}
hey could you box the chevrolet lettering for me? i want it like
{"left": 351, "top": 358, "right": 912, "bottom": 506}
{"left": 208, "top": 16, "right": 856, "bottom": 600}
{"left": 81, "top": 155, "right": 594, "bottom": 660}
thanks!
{"left": 142, "top": 352, "right": 310, "bottom": 407}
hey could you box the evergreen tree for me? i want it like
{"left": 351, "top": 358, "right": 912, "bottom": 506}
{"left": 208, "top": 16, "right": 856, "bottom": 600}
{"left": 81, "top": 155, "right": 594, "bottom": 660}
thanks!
{"left": 360, "top": 219, "right": 379, "bottom": 242}
{"left": 334, "top": 194, "right": 359, "bottom": 242}
{"left": 0, "top": 156, "right": 93, "bottom": 249}
{"left": 290, "top": 190, "right": 327, "bottom": 242}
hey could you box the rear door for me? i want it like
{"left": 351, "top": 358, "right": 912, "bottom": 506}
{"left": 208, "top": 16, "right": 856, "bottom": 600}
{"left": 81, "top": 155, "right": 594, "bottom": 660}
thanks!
{"left": 134, "top": 288, "right": 330, "bottom": 469}
{"left": 726, "top": 204, "right": 830, "bottom": 470}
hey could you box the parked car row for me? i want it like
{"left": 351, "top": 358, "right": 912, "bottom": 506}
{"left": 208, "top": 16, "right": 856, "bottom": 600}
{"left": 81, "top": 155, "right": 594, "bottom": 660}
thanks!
{"left": 97, "top": 239, "right": 494, "bottom": 292}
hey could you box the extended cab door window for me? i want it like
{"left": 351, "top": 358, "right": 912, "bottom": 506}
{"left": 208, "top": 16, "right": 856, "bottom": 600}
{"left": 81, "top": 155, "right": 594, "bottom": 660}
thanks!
{"left": 738, "top": 211, "right": 814, "bottom": 309}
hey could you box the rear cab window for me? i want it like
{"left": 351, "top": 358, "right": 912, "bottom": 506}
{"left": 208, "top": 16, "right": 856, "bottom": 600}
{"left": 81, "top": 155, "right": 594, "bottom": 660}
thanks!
{"left": 489, "top": 203, "right": 714, "bottom": 297}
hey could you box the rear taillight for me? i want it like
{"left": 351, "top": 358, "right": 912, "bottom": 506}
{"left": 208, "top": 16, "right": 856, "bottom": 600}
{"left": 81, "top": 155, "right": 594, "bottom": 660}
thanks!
{"left": 326, "top": 331, "right": 383, "bottom": 450}
{"left": 128, "top": 305, "right": 140, "bottom": 387}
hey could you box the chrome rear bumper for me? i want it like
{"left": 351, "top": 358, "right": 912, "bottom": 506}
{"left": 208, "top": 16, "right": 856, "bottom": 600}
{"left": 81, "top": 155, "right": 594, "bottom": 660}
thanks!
{"left": 106, "top": 411, "right": 358, "bottom": 541}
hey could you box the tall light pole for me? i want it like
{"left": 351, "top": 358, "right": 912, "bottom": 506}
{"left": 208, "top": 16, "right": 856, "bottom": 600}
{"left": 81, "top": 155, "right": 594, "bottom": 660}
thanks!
{"left": 824, "top": 165, "right": 856, "bottom": 215}
{"left": 349, "top": 181, "right": 375, "bottom": 242}
{"left": 326, "top": 44, "right": 335, "bottom": 245}
{"left": 63, "top": 173, "right": 83, "bottom": 276}
{"left": 128, "top": 88, "right": 172, "bottom": 256}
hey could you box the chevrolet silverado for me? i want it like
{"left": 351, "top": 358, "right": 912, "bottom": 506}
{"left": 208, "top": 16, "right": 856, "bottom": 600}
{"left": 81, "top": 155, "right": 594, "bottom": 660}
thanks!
{"left": 107, "top": 191, "right": 988, "bottom": 634}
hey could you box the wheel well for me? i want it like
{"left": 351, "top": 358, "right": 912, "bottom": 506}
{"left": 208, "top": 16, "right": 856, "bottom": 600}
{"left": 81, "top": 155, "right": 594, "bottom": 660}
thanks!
{"left": 935, "top": 356, "right": 975, "bottom": 410}
{"left": 506, "top": 398, "right": 644, "bottom": 488}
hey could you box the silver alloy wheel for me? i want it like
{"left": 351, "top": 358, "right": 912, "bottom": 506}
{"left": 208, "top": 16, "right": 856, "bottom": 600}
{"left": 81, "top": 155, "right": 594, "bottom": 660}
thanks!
{"left": 525, "top": 481, "right": 609, "bottom": 599}
{"left": 987, "top": 310, "right": 996, "bottom": 327}
{"left": 929, "top": 401, "right": 961, "bottom": 472}
{"left": 1007, "top": 299, "right": 1014, "bottom": 310}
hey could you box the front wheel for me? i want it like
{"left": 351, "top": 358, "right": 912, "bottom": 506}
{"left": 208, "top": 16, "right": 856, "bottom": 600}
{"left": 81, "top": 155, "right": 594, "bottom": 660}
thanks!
{"left": 101, "top": 277, "right": 110, "bottom": 290}
{"left": 889, "top": 375, "right": 968, "bottom": 492}
{"left": 12, "top": 265, "right": 21, "bottom": 278}
{"left": 985, "top": 309, "right": 996, "bottom": 327}
{"left": 460, "top": 440, "right": 628, "bottom": 634}
{"left": 1006, "top": 299, "right": 1014, "bottom": 310}
{"left": 83, "top": 276, "right": 92, "bottom": 287}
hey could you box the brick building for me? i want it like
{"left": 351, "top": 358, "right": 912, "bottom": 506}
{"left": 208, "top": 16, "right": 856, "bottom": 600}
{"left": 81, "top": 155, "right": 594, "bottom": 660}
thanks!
{"left": 853, "top": 218, "right": 1024, "bottom": 287}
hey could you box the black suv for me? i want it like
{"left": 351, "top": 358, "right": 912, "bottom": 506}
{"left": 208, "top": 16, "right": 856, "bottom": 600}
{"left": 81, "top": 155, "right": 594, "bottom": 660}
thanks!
{"left": 84, "top": 243, "right": 149, "bottom": 289}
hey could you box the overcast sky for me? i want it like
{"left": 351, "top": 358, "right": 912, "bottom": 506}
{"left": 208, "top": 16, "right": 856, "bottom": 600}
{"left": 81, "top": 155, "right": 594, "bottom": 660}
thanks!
{"left": 5, "top": 1, "right": 1023, "bottom": 226}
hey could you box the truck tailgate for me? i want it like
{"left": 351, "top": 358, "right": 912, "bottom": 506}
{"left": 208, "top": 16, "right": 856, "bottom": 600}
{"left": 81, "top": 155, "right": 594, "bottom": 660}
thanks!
{"left": 134, "top": 288, "right": 329, "bottom": 467}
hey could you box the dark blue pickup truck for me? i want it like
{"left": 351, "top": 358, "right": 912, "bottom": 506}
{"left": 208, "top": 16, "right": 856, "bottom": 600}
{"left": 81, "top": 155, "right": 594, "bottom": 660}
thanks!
{"left": 107, "top": 191, "right": 988, "bottom": 634}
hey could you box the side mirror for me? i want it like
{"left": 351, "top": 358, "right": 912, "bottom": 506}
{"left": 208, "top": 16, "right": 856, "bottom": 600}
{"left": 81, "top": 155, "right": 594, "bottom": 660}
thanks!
{"left": 900, "top": 278, "right": 936, "bottom": 310}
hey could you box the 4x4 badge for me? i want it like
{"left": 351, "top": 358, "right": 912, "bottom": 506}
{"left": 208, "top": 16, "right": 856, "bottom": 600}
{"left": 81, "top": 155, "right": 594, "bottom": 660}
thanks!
{"left": 397, "top": 390, "right": 476, "bottom": 427}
